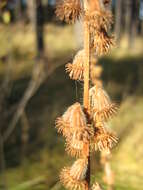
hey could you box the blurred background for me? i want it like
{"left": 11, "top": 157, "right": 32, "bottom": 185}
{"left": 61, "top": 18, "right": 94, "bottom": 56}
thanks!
{"left": 0, "top": 0, "right": 143, "bottom": 190}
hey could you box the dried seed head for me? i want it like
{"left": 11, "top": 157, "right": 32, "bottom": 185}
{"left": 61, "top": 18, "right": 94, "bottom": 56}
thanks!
{"left": 55, "top": 0, "right": 82, "bottom": 24}
{"left": 85, "top": 10, "right": 113, "bottom": 33}
{"left": 90, "top": 86, "right": 118, "bottom": 121}
{"left": 92, "top": 182, "right": 102, "bottom": 190}
{"left": 65, "top": 128, "right": 92, "bottom": 157}
{"left": 55, "top": 102, "right": 87, "bottom": 138}
{"left": 70, "top": 158, "right": 88, "bottom": 180}
{"left": 60, "top": 167, "right": 88, "bottom": 190}
{"left": 65, "top": 50, "right": 85, "bottom": 81}
{"left": 85, "top": 9, "right": 114, "bottom": 55}
{"left": 94, "top": 127, "right": 118, "bottom": 152}
{"left": 91, "top": 30, "right": 115, "bottom": 55}
{"left": 66, "top": 140, "right": 89, "bottom": 158}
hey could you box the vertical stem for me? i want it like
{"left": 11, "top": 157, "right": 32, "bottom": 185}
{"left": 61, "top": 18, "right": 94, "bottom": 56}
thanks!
{"left": 83, "top": 12, "right": 90, "bottom": 190}
{"left": 83, "top": 22, "right": 90, "bottom": 112}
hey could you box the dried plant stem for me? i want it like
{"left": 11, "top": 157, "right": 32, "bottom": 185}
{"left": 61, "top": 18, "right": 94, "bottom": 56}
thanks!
{"left": 83, "top": 21, "right": 90, "bottom": 112}
{"left": 83, "top": 18, "right": 90, "bottom": 190}
{"left": 55, "top": 1, "right": 118, "bottom": 189}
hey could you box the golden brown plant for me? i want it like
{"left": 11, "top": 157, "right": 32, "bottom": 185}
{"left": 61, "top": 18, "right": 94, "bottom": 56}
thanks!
{"left": 55, "top": 0, "right": 118, "bottom": 189}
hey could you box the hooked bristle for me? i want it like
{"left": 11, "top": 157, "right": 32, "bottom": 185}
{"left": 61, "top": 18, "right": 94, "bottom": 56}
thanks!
{"left": 70, "top": 158, "right": 88, "bottom": 180}
{"left": 65, "top": 50, "right": 85, "bottom": 81}
{"left": 60, "top": 167, "right": 88, "bottom": 190}
{"left": 66, "top": 138, "right": 89, "bottom": 158}
{"left": 91, "top": 30, "right": 115, "bottom": 55}
{"left": 94, "top": 127, "right": 118, "bottom": 152}
{"left": 55, "top": 117, "right": 70, "bottom": 138}
{"left": 90, "top": 86, "right": 118, "bottom": 121}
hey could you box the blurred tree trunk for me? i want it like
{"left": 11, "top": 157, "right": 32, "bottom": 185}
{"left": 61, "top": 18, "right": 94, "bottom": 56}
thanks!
{"left": 35, "top": 0, "right": 45, "bottom": 58}
{"left": 128, "top": 0, "right": 139, "bottom": 49}
{"left": 27, "top": 0, "right": 36, "bottom": 24}
{"left": 15, "top": 0, "right": 22, "bottom": 21}
{"left": 115, "top": 0, "right": 122, "bottom": 47}
{"left": 124, "top": 0, "right": 132, "bottom": 36}
{"left": 27, "top": 0, "right": 45, "bottom": 58}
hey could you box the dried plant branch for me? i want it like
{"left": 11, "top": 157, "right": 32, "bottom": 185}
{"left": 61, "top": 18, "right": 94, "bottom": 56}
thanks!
{"left": 55, "top": 0, "right": 118, "bottom": 189}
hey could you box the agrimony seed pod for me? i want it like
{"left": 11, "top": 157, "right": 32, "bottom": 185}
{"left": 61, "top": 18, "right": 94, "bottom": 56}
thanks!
{"left": 66, "top": 50, "right": 85, "bottom": 81}
{"left": 90, "top": 86, "right": 118, "bottom": 121}
{"left": 60, "top": 167, "right": 88, "bottom": 190}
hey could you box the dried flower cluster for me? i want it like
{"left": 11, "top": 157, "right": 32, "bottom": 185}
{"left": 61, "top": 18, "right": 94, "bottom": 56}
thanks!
{"left": 55, "top": 0, "right": 118, "bottom": 189}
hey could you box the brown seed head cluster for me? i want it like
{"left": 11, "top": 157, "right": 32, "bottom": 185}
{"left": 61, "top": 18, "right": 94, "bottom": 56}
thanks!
{"left": 55, "top": 1, "right": 118, "bottom": 189}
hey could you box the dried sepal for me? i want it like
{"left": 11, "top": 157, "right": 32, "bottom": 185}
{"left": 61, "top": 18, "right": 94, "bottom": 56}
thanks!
{"left": 94, "top": 127, "right": 118, "bottom": 152}
{"left": 70, "top": 158, "right": 88, "bottom": 180}
{"left": 91, "top": 30, "right": 115, "bottom": 55}
{"left": 90, "top": 86, "right": 118, "bottom": 121}
{"left": 55, "top": 102, "right": 87, "bottom": 138}
{"left": 55, "top": 0, "right": 82, "bottom": 24}
{"left": 60, "top": 167, "right": 88, "bottom": 190}
{"left": 92, "top": 182, "right": 102, "bottom": 190}
{"left": 65, "top": 50, "right": 85, "bottom": 81}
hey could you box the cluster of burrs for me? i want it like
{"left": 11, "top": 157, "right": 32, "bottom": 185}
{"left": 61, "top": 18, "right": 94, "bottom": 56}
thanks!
{"left": 55, "top": 0, "right": 118, "bottom": 190}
